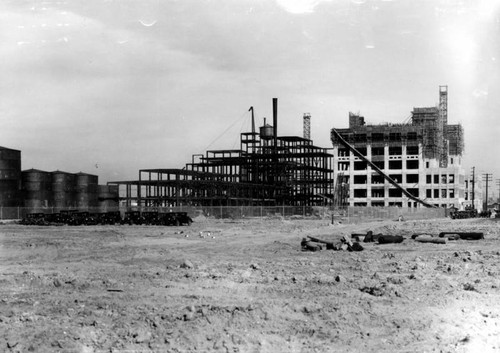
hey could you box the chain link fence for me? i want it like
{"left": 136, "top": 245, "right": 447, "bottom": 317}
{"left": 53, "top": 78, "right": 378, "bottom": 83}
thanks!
{"left": 1, "top": 205, "right": 445, "bottom": 222}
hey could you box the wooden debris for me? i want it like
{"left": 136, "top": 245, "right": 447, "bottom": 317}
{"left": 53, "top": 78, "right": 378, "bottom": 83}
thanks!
{"left": 414, "top": 237, "right": 446, "bottom": 244}
{"left": 307, "top": 236, "right": 335, "bottom": 249}
{"left": 378, "top": 235, "right": 404, "bottom": 244}
{"left": 301, "top": 238, "right": 322, "bottom": 251}
{"left": 438, "top": 232, "right": 484, "bottom": 240}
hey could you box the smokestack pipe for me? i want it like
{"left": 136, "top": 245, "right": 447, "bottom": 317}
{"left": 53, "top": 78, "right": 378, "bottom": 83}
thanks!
{"left": 249, "top": 106, "right": 255, "bottom": 134}
{"left": 273, "top": 98, "right": 278, "bottom": 149}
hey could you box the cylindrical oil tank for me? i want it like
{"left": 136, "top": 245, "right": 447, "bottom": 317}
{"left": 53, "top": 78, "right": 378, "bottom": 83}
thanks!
{"left": 75, "top": 172, "right": 98, "bottom": 209}
{"left": 260, "top": 124, "right": 274, "bottom": 140}
{"left": 97, "top": 185, "right": 119, "bottom": 212}
{"left": 22, "top": 169, "right": 53, "bottom": 211}
{"left": 52, "top": 171, "right": 76, "bottom": 209}
{"left": 0, "top": 147, "right": 22, "bottom": 207}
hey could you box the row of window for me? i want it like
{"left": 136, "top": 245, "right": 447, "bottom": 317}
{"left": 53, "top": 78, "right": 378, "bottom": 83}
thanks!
{"left": 353, "top": 189, "right": 419, "bottom": 198}
{"left": 339, "top": 160, "right": 419, "bottom": 171}
{"left": 338, "top": 146, "right": 419, "bottom": 157}
{"left": 353, "top": 174, "right": 419, "bottom": 184}
{"left": 426, "top": 174, "right": 455, "bottom": 184}
{"left": 353, "top": 202, "right": 449, "bottom": 208}
{"left": 341, "top": 132, "right": 419, "bottom": 143}
{"left": 341, "top": 168, "right": 458, "bottom": 186}
{"left": 352, "top": 188, "right": 456, "bottom": 199}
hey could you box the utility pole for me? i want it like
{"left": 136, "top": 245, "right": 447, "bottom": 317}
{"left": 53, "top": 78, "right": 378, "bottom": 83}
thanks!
{"left": 483, "top": 173, "right": 492, "bottom": 211}
{"left": 471, "top": 167, "right": 475, "bottom": 210}
{"left": 496, "top": 178, "right": 500, "bottom": 205}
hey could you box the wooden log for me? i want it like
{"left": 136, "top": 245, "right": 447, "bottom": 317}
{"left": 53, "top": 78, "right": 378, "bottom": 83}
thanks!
{"left": 303, "top": 242, "right": 322, "bottom": 252}
{"left": 301, "top": 238, "right": 323, "bottom": 251}
{"left": 349, "top": 242, "right": 364, "bottom": 251}
{"left": 414, "top": 237, "right": 446, "bottom": 244}
{"left": 351, "top": 233, "right": 365, "bottom": 242}
{"left": 411, "top": 233, "right": 434, "bottom": 239}
{"left": 438, "top": 232, "right": 484, "bottom": 240}
{"left": 378, "top": 235, "right": 404, "bottom": 244}
{"left": 307, "top": 236, "right": 335, "bottom": 249}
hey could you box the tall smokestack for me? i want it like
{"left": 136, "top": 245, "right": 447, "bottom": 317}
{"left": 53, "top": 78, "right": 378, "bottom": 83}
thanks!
{"left": 249, "top": 106, "right": 255, "bottom": 134}
{"left": 273, "top": 98, "right": 278, "bottom": 148}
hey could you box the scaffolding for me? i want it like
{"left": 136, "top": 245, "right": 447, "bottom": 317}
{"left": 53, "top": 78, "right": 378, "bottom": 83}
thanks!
{"left": 411, "top": 106, "right": 445, "bottom": 161}
{"left": 447, "top": 124, "right": 464, "bottom": 156}
{"left": 439, "top": 85, "right": 449, "bottom": 166}
{"left": 333, "top": 172, "right": 349, "bottom": 208}
{"left": 334, "top": 107, "right": 459, "bottom": 163}
{"left": 332, "top": 120, "right": 422, "bottom": 148}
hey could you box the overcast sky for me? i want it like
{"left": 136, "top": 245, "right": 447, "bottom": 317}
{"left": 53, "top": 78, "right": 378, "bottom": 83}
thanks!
{"left": 1, "top": 0, "right": 499, "bottom": 189}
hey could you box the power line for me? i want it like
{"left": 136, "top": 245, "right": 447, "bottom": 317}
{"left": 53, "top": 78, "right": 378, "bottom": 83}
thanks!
{"left": 205, "top": 109, "right": 249, "bottom": 151}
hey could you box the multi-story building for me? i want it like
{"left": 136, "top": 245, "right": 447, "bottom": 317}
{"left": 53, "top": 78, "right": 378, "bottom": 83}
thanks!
{"left": 464, "top": 177, "right": 483, "bottom": 212}
{"left": 331, "top": 86, "right": 466, "bottom": 208}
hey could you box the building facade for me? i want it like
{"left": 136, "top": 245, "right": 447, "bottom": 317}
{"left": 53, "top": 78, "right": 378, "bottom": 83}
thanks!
{"left": 463, "top": 177, "right": 483, "bottom": 212}
{"left": 331, "top": 87, "right": 466, "bottom": 208}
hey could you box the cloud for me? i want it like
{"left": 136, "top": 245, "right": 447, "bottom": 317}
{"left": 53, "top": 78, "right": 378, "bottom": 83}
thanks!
{"left": 275, "top": 0, "right": 332, "bottom": 14}
{"left": 0, "top": 2, "right": 224, "bottom": 179}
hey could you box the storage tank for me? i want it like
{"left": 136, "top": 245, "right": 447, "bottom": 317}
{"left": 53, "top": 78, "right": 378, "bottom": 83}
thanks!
{"left": 52, "top": 171, "right": 76, "bottom": 209}
{"left": 259, "top": 118, "right": 274, "bottom": 140}
{"left": 22, "top": 169, "right": 53, "bottom": 211}
{"left": 0, "top": 147, "right": 22, "bottom": 207}
{"left": 75, "top": 172, "right": 98, "bottom": 210}
{"left": 97, "top": 185, "right": 119, "bottom": 212}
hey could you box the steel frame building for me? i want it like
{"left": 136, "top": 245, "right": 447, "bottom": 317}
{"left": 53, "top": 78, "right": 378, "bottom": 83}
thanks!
{"left": 109, "top": 99, "right": 334, "bottom": 207}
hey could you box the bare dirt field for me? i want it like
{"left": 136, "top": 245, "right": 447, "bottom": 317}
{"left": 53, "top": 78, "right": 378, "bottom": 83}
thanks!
{"left": 1, "top": 216, "right": 500, "bottom": 353}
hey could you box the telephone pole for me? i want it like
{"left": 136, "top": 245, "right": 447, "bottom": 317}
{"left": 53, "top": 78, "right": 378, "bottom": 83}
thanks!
{"left": 482, "top": 173, "right": 492, "bottom": 211}
{"left": 496, "top": 178, "right": 500, "bottom": 204}
{"left": 471, "top": 167, "right": 475, "bottom": 210}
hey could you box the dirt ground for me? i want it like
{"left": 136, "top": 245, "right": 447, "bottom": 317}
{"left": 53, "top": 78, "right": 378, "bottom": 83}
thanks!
{"left": 1, "top": 216, "right": 500, "bottom": 353}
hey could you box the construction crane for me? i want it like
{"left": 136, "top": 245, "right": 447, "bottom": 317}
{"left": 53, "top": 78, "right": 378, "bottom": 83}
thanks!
{"left": 331, "top": 128, "right": 437, "bottom": 208}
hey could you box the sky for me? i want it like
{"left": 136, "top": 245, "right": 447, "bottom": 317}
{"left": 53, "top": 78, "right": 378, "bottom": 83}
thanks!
{"left": 1, "top": 0, "right": 500, "bottom": 193}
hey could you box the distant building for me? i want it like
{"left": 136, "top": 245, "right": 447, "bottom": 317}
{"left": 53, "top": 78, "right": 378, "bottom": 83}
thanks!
{"left": 463, "top": 177, "right": 483, "bottom": 212}
{"left": 0, "top": 146, "right": 22, "bottom": 207}
{"left": 331, "top": 86, "right": 466, "bottom": 208}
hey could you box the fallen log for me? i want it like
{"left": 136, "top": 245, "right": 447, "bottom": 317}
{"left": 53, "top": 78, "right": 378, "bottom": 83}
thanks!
{"left": 438, "top": 232, "right": 484, "bottom": 240}
{"left": 361, "top": 231, "right": 383, "bottom": 243}
{"left": 349, "top": 242, "right": 364, "bottom": 252}
{"left": 411, "top": 233, "right": 433, "bottom": 239}
{"left": 378, "top": 235, "right": 404, "bottom": 244}
{"left": 301, "top": 238, "right": 323, "bottom": 252}
{"left": 307, "top": 236, "right": 335, "bottom": 249}
{"left": 351, "top": 233, "right": 365, "bottom": 242}
{"left": 414, "top": 237, "right": 446, "bottom": 244}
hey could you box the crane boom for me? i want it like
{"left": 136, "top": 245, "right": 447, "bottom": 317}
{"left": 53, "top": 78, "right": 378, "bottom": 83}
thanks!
{"left": 331, "top": 128, "right": 437, "bottom": 208}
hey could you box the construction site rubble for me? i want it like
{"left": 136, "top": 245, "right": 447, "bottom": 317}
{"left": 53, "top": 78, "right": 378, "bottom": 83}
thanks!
{"left": 301, "top": 235, "right": 363, "bottom": 252}
{"left": 304, "top": 229, "right": 486, "bottom": 252}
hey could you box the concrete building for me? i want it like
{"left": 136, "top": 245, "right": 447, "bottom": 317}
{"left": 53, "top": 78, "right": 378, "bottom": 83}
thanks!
{"left": 463, "top": 177, "right": 483, "bottom": 212}
{"left": 331, "top": 86, "right": 466, "bottom": 208}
